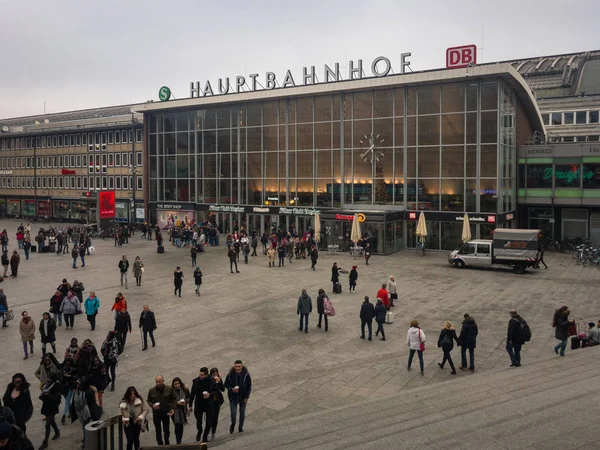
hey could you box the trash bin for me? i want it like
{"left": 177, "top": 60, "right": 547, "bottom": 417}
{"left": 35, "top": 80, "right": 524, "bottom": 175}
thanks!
{"left": 84, "top": 417, "right": 122, "bottom": 450}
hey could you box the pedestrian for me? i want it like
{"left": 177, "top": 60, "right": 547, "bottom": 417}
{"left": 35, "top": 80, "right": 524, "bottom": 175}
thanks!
{"left": 111, "top": 293, "right": 127, "bottom": 323}
{"left": 0, "top": 288, "right": 8, "bottom": 328}
{"left": 71, "top": 280, "right": 85, "bottom": 304}
{"left": 87, "top": 357, "right": 107, "bottom": 408}
{"left": 260, "top": 233, "right": 268, "bottom": 254}
{"left": 78, "top": 244, "right": 86, "bottom": 268}
{"left": 71, "top": 245, "right": 79, "bottom": 269}
{"left": 64, "top": 338, "right": 79, "bottom": 361}
{"left": 506, "top": 310, "right": 527, "bottom": 367}
{"left": 266, "top": 246, "right": 276, "bottom": 267}
{"left": 377, "top": 283, "right": 390, "bottom": 309}
{"left": 35, "top": 354, "right": 60, "bottom": 390}
{"left": 1, "top": 251, "right": 9, "bottom": 278}
{"left": 59, "top": 359, "right": 76, "bottom": 424}
{"left": 173, "top": 267, "right": 184, "bottom": 297}
{"left": 277, "top": 245, "right": 285, "bottom": 267}
{"left": 224, "top": 360, "right": 252, "bottom": 434}
{"left": 193, "top": 267, "right": 203, "bottom": 296}
{"left": 364, "top": 243, "right": 372, "bottom": 265}
{"left": 147, "top": 376, "right": 176, "bottom": 446}
{"left": 459, "top": 313, "right": 478, "bottom": 372}
{"left": 538, "top": 246, "right": 548, "bottom": 269}
{"left": 359, "top": 296, "right": 375, "bottom": 341}
{"left": 56, "top": 279, "right": 71, "bottom": 298}
{"left": 170, "top": 378, "right": 190, "bottom": 445}
{"left": 69, "top": 378, "right": 102, "bottom": 449}
{"left": 139, "top": 305, "right": 157, "bottom": 351}
{"left": 228, "top": 247, "right": 239, "bottom": 273}
{"left": 208, "top": 368, "right": 224, "bottom": 440}
{"left": 387, "top": 275, "right": 397, "bottom": 307}
{"left": 191, "top": 246, "right": 197, "bottom": 267}
{"left": 0, "top": 230, "right": 7, "bottom": 253}
{"left": 9, "top": 251, "right": 19, "bottom": 277}
{"left": 16, "top": 229, "right": 24, "bottom": 250}
{"left": 331, "top": 262, "right": 340, "bottom": 293}
{"left": 242, "top": 242, "right": 250, "bottom": 264}
{"left": 115, "top": 309, "right": 132, "bottom": 351}
{"left": 119, "top": 256, "right": 129, "bottom": 289}
{"left": 407, "top": 320, "right": 426, "bottom": 375}
{"left": 437, "top": 321, "right": 460, "bottom": 374}
{"left": 101, "top": 332, "right": 120, "bottom": 392}
{"left": 132, "top": 257, "right": 144, "bottom": 287}
{"left": 2, "top": 373, "right": 33, "bottom": 435}
{"left": 189, "top": 368, "right": 215, "bottom": 443}
{"left": 374, "top": 299, "right": 387, "bottom": 341}
{"left": 38, "top": 313, "right": 57, "bottom": 356}
{"left": 552, "top": 305, "right": 573, "bottom": 357}
{"left": 49, "top": 291, "right": 63, "bottom": 327}
{"left": 37, "top": 373, "right": 61, "bottom": 450}
{"left": 349, "top": 266, "right": 358, "bottom": 293}
{"left": 23, "top": 237, "right": 31, "bottom": 261}
{"left": 316, "top": 289, "right": 329, "bottom": 332}
{"left": 84, "top": 292, "right": 100, "bottom": 331}
{"left": 297, "top": 289, "right": 312, "bottom": 334}
{"left": 251, "top": 235, "right": 258, "bottom": 257}
{"left": 119, "top": 386, "right": 149, "bottom": 450}
{"left": 18, "top": 312, "right": 35, "bottom": 360}
{"left": 60, "top": 292, "right": 81, "bottom": 331}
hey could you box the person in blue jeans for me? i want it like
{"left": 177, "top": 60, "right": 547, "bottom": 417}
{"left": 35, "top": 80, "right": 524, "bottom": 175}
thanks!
{"left": 359, "top": 296, "right": 375, "bottom": 341}
{"left": 459, "top": 313, "right": 478, "bottom": 372}
{"left": 23, "top": 238, "right": 31, "bottom": 260}
{"left": 552, "top": 305, "right": 572, "bottom": 356}
{"left": 407, "top": 320, "right": 426, "bottom": 375}
{"left": 224, "top": 360, "right": 252, "bottom": 434}
{"left": 297, "top": 289, "right": 312, "bottom": 334}
{"left": 506, "top": 310, "right": 526, "bottom": 367}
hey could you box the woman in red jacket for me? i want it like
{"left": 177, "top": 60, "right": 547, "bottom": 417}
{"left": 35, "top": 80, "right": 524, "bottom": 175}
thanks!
{"left": 111, "top": 293, "right": 127, "bottom": 322}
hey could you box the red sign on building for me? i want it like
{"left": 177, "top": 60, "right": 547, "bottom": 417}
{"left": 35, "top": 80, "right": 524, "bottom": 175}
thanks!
{"left": 446, "top": 45, "right": 477, "bottom": 69}
{"left": 99, "top": 191, "right": 116, "bottom": 219}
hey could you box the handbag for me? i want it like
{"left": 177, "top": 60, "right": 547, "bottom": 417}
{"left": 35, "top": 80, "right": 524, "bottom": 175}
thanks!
{"left": 418, "top": 328, "right": 425, "bottom": 352}
{"left": 567, "top": 322, "right": 577, "bottom": 337}
{"left": 5, "top": 310, "right": 14, "bottom": 321}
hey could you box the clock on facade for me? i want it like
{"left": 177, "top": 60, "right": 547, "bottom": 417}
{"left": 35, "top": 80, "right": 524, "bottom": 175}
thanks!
{"left": 359, "top": 133, "right": 385, "bottom": 163}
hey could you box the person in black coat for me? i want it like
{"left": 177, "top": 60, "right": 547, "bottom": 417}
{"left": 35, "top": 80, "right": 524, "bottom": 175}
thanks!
{"left": 316, "top": 289, "right": 329, "bottom": 332}
{"left": 2, "top": 374, "right": 34, "bottom": 435}
{"left": 552, "top": 305, "right": 573, "bottom": 356}
{"left": 173, "top": 267, "right": 184, "bottom": 296}
{"left": 208, "top": 368, "right": 225, "bottom": 439}
{"left": 38, "top": 313, "right": 57, "bottom": 356}
{"left": 0, "top": 421, "right": 34, "bottom": 450}
{"left": 437, "top": 321, "right": 460, "bottom": 374}
{"left": 458, "top": 314, "right": 478, "bottom": 372}
{"left": 331, "top": 263, "right": 341, "bottom": 293}
{"left": 38, "top": 373, "right": 61, "bottom": 449}
{"left": 139, "top": 305, "right": 157, "bottom": 350}
{"left": 114, "top": 310, "right": 132, "bottom": 351}
{"left": 506, "top": 310, "right": 527, "bottom": 367}
{"left": 359, "top": 296, "right": 375, "bottom": 341}
{"left": 349, "top": 266, "right": 358, "bottom": 293}
{"left": 310, "top": 245, "right": 318, "bottom": 271}
{"left": 374, "top": 299, "right": 387, "bottom": 341}
{"left": 189, "top": 367, "right": 216, "bottom": 443}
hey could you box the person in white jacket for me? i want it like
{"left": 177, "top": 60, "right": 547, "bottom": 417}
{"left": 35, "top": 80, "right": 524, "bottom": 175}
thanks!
{"left": 407, "top": 320, "right": 426, "bottom": 375}
{"left": 386, "top": 276, "right": 397, "bottom": 307}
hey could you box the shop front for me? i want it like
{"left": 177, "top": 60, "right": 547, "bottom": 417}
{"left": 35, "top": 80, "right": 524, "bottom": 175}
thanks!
{"left": 70, "top": 201, "right": 89, "bottom": 221}
{"left": 155, "top": 202, "right": 196, "bottom": 229}
{"left": 0, "top": 199, "right": 6, "bottom": 216}
{"left": 7, "top": 199, "right": 20, "bottom": 216}
{"left": 115, "top": 202, "right": 129, "bottom": 223}
{"left": 53, "top": 200, "right": 70, "bottom": 219}
{"left": 21, "top": 199, "right": 35, "bottom": 216}
{"left": 37, "top": 200, "right": 52, "bottom": 218}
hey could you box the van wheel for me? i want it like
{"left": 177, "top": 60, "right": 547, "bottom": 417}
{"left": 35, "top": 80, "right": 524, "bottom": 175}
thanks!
{"left": 454, "top": 260, "right": 465, "bottom": 269}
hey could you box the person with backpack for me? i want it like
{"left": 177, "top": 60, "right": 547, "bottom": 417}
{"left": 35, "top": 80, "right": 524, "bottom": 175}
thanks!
{"left": 101, "top": 332, "right": 120, "bottom": 392}
{"left": 316, "top": 289, "right": 329, "bottom": 332}
{"left": 84, "top": 292, "right": 100, "bottom": 331}
{"left": 506, "top": 310, "right": 530, "bottom": 367}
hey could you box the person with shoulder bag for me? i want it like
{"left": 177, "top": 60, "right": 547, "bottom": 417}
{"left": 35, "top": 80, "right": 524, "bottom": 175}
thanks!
{"left": 70, "top": 378, "right": 103, "bottom": 449}
{"left": 60, "top": 292, "right": 81, "bottom": 331}
{"left": 120, "top": 386, "right": 149, "bottom": 450}
{"left": 437, "top": 321, "right": 460, "bottom": 374}
{"left": 407, "top": 320, "right": 426, "bottom": 375}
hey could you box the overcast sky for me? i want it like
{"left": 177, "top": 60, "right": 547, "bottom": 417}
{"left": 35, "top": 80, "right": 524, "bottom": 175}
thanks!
{"left": 1, "top": 0, "right": 599, "bottom": 119}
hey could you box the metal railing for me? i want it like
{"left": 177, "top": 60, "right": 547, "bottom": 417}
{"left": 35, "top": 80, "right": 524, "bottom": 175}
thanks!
{"left": 84, "top": 416, "right": 124, "bottom": 450}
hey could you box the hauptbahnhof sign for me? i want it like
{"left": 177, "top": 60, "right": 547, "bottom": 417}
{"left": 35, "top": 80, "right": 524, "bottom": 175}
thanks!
{"left": 190, "top": 54, "right": 412, "bottom": 98}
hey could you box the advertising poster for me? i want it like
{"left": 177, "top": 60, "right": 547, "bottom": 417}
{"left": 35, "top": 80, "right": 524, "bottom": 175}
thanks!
{"left": 99, "top": 191, "right": 116, "bottom": 219}
{"left": 157, "top": 210, "right": 194, "bottom": 229}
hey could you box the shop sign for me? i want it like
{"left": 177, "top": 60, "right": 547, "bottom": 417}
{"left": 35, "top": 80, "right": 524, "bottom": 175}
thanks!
{"left": 253, "top": 207, "right": 270, "bottom": 213}
{"left": 99, "top": 191, "right": 116, "bottom": 219}
{"left": 335, "top": 213, "right": 367, "bottom": 222}
{"left": 279, "top": 207, "right": 318, "bottom": 216}
{"left": 158, "top": 86, "right": 172, "bottom": 102}
{"left": 544, "top": 167, "right": 593, "bottom": 182}
{"left": 61, "top": 168, "right": 76, "bottom": 175}
{"left": 266, "top": 197, "right": 279, "bottom": 201}
{"left": 116, "top": 203, "right": 126, "bottom": 209}
{"left": 190, "top": 54, "right": 412, "bottom": 98}
{"left": 0, "top": 170, "right": 13, "bottom": 175}
{"left": 136, "top": 208, "right": 145, "bottom": 220}
{"left": 209, "top": 205, "right": 244, "bottom": 213}
{"left": 527, "top": 148, "right": 553, "bottom": 156}
{"left": 506, "top": 213, "right": 514, "bottom": 221}
{"left": 156, "top": 203, "right": 195, "bottom": 210}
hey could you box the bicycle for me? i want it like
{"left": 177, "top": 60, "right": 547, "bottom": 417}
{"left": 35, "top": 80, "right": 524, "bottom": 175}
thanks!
{"left": 416, "top": 241, "right": 427, "bottom": 256}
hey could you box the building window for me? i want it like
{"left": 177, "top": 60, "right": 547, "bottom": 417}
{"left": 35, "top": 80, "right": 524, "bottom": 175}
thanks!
{"left": 36, "top": 177, "right": 41, "bottom": 188}
{"left": 122, "top": 153, "right": 129, "bottom": 167}
{"left": 82, "top": 176, "right": 88, "bottom": 189}
{"left": 115, "top": 153, "right": 121, "bottom": 166}
{"left": 115, "top": 131, "right": 121, "bottom": 144}
{"left": 15, "top": 158, "right": 20, "bottom": 169}
{"left": 590, "top": 111, "right": 599, "bottom": 124}
{"left": 25, "top": 138, "right": 30, "bottom": 149}
{"left": 15, "top": 139, "right": 19, "bottom": 150}
{"left": 52, "top": 177, "right": 57, "bottom": 189}
{"left": 108, "top": 153, "right": 114, "bottom": 166}
{"left": 108, "top": 131, "right": 114, "bottom": 144}
{"left": 526, "top": 164, "right": 553, "bottom": 189}
{"left": 63, "top": 155, "right": 68, "bottom": 167}
{"left": 76, "top": 134, "right": 81, "bottom": 146}
{"left": 59, "top": 177, "right": 63, "bottom": 189}
{"left": 551, "top": 113, "right": 562, "bottom": 125}
{"left": 82, "top": 134, "right": 87, "bottom": 145}
{"left": 101, "top": 132, "right": 107, "bottom": 145}
{"left": 58, "top": 135, "right": 64, "bottom": 147}
{"left": 136, "top": 152, "right": 142, "bottom": 166}
{"left": 70, "top": 135, "right": 75, "bottom": 146}
{"left": 563, "top": 112, "right": 574, "bottom": 125}
{"left": 136, "top": 129, "right": 143, "bottom": 142}
{"left": 94, "top": 133, "right": 100, "bottom": 145}
{"left": 25, "top": 157, "right": 30, "bottom": 168}
{"left": 40, "top": 157, "right": 45, "bottom": 168}
{"left": 70, "top": 155, "right": 75, "bottom": 167}
{"left": 122, "top": 176, "right": 129, "bottom": 190}
{"left": 102, "top": 177, "right": 107, "bottom": 189}
{"left": 76, "top": 155, "right": 81, "bottom": 167}
{"left": 95, "top": 177, "right": 100, "bottom": 190}
{"left": 108, "top": 176, "right": 114, "bottom": 190}
{"left": 115, "top": 176, "right": 121, "bottom": 189}
{"left": 76, "top": 177, "right": 81, "bottom": 189}
{"left": 122, "top": 131, "right": 128, "bottom": 143}
{"left": 136, "top": 176, "right": 143, "bottom": 190}
{"left": 576, "top": 111, "right": 587, "bottom": 124}
{"left": 42, "top": 177, "right": 46, "bottom": 188}
{"left": 88, "top": 176, "right": 94, "bottom": 190}
{"left": 555, "top": 163, "right": 581, "bottom": 188}
{"left": 51, "top": 136, "right": 57, "bottom": 147}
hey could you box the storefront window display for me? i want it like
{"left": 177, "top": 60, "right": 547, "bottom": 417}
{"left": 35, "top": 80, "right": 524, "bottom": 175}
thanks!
{"left": 526, "top": 164, "right": 553, "bottom": 189}
{"left": 157, "top": 210, "right": 194, "bottom": 230}
{"left": 21, "top": 200, "right": 35, "bottom": 216}
{"left": 37, "top": 200, "right": 51, "bottom": 217}
{"left": 581, "top": 164, "right": 600, "bottom": 189}
{"left": 555, "top": 163, "right": 582, "bottom": 188}
{"left": 7, "top": 200, "right": 20, "bottom": 216}
{"left": 53, "top": 201, "right": 70, "bottom": 218}
{"left": 70, "top": 201, "right": 88, "bottom": 220}
{"left": 115, "top": 202, "right": 129, "bottom": 223}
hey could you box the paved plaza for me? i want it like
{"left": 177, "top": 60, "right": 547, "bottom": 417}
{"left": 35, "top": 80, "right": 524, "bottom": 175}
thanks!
{"left": 1, "top": 219, "right": 599, "bottom": 449}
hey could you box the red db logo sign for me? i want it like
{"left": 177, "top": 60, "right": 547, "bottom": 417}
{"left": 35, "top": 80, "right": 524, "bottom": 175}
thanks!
{"left": 446, "top": 45, "right": 477, "bottom": 69}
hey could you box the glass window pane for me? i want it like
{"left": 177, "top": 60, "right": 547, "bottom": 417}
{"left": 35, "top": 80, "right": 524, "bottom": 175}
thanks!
{"left": 589, "top": 111, "right": 599, "bottom": 123}
{"left": 418, "top": 115, "right": 440, "bottom": 146}
{"left": 442, "top": 83, "right": 465, "bottom": 113}
{"left": 551, "top": 113, "right": 562, "bottom": 125}
{"left": 353, "top": 92, "right": 372, "bottom": 120}
{"left": 418, "top": 85, "right": 440, "bottom": 115}
{"left": 442, "top": 147, "right": 464, "bottom": 177}
{"left": 480, "top": 180, "right": 497, "bottom": 212}
{"left": 582, "top": 164, "right": 600, "bottom": 189}
{"left": 442, "top": 114, "right": 464, "bottom": 145}
{"left": 555, "top": 163, "right": 581, "bottom": 188}
{"left": 417, "top": 147, "right": 439, "bottom": 177}
{"left": 466, "top": 113, "right": 477, "bottom": 144}
{"left": 466, "top": 83, "right": 477, "bottom": 111}
{"left": 406, "top": 148, "right": 416, "bottom": 178}
{"left": 480, "top": 145, "right": 497, "bottom": 178}
{"left": 373, "top": 90, "right": 393, "bottom": 118}
{"left": 481, "top": 111, "right": 497, "bottom": 143}
{"left": 576, "top": 111, "right": 587, "bottom": 124}
{"left": 314, "top": 96, "right": 332, "bottom": 122}
{"left": 417, "top": 179, "right": 439, "bottom": 210}
{"left": 217, "top": 107, "right": 231, "bottom": 128}
{"left": 441, "top": 179, "right": 464, "bottom": 212}
{"left": 564, "top": 112, "right": 574, "bottom": 125}
{"left": 394, "top": 147, "right": 404, "bottom": 179}
{"left": 466, "top": 145, "right": 477, "bottom": 177}
{"left": 394, "top": 88, "right": 405, "bottom": 117}
{"left": 407, "top": 88, "right": 417, "bottom": 115}
{"left": 481, "top": 83, "right": 498, "bottom": 110}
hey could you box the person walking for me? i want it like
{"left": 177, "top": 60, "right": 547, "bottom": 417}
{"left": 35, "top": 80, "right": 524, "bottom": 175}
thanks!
{"left": 251, "top": 235, "right": 258, "bottom": 257}
{"left": 359, "top": 296, "right": 375, "bottom": 341}
{"left": 331, "top": 262, "right": 341, "bottom": 293}
{"left": 260, "top": 233, "right": 268, "bottom": 255}
{"left": 277, "top": 245, "right": 285, "bottom": 267}
{"left": 59, "top": 358, "right": 77, "bottom": 424}
{"left": 19, "top": 312, "right": 35, "bottom": 360}
{"left": 348, "top": 266, "right": 358, "bottom": 293}
{"left": 552, "top": 305, "right": 573, "bottom": 357}
{"left": 364, "top": 243, "right": 372, "bottom": 265}
{"left": 506, "top": 310, "right": 527, "bottom": 367}
{"left": 437, "top": 321, "right": 460, "bottom": 374}
{"left": 209, "top": 368, "right": 225, "bottom": 440}
{"left": 71, "top": 280, "right": 85, "bottom": 304}
{"left": 60, "top": 292, "right": 81, "bottom": 331}
{"left": 1, "top": 251, "right": 9, "bottom": 278}
{"left": 189, "top": 367, "right": 215, "bottom": 443}
{"left": 69, "top": 378, "right": 102, "bottom": 449}
{"left": 78, "top": 244, "right": 86, "bottom": 268}
{"left": 170, "top": 378, "right": 190, "bottom": 445}
{"left": 71, "top": 245, "right": 79, "bottom": 269}
{"left": 316, "top": 289, "right": 329, "bottom": 332}
{"left": 37, "top": 373, "right": 61, "bottom": 449}
{"left": 309, "top": 245, "right": 318, "bottom": 271}
{"left": 407, "top": 320, "right": 426, "bottom": 375}
{"left": 193, "top": 267, "right": 203, "bottom": 296}
{"left": 84, "top": 292, "right": 100, "bottom": 331}
{"left": 538, "top": 246, "right": 548, "bottom": 269}
{"left": 23, "top": 237, "right": 31, "bottom": 261}
{"left": 9, "top": 251, "right": 19, "bottom": 277}
{"left": 115, "top": 309, "right": 132, "bottom": 351}
{"left": 132, "top": 257, "right": 144, "bottom": 287}
{"left": 191, "top": 246, "right": 198, "bottom": 267}
{"left": 139, "top": 305, "right": 157, "bottom": 350}
{"left": 147, "top": 376, "right": 176, "bottom": 446}
{"left": 119, "top": 256, "right": 129, "bottom": 289}
{"left": 374, "top": 299, "right": 387, "bottom": 341}
{"left": 227, "top": 247, "right": 239, "bottom": 273}
{"left": 459, "top": 313, "right": 478, "bottom": 372}
{"left": 0, "top": 288, "right": 8, "bottom": 328}
{"left": 2, "top": 373, "right": 34, "bottom": 435}
{"left": 377, "top": 283, "right": 390, "bottom": 309}
{"left": 297, "top": 289, "right": 312, "bottom": 334}
{"left": 224, "top": 360, "right": 252, "bottom": 435}
{"left": 101, "top": 331, "right": 120, "bottom": 392}
{"left": 266, "top": 246, "right": 276, "bottom": 267}
{"left": 173, "top": 267, "right": 184, "bottom": 297}
{"left": 38, "top": 313, "right": 57, "bottom": 356}
{"left": 119, "top": 386, "right": 149, "bottom": 450}
{"left": 111, "top": 293, "right": 127, "bottom": 323}
{"left": 386, "top": 275, "right": 397, "bottom": 307}
{"left": 49, "top": 291, "right": 63, "bottom": 328}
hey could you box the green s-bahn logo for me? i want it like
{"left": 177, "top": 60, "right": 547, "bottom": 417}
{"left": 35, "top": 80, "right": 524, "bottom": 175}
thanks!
{"left": 158, "top": 86, "right": 171, "bottom": 102}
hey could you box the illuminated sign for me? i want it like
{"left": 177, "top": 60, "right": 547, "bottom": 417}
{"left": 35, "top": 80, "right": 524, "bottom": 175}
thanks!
{"left": 409, "top": 212, "right": 417, "bottom": 220}
{"left": 98, "top": 191, "right": 116, "bottom": 219}
{"left": 446, "top": 45, "right": 477, "bottom": 69}
{"left": 544, "top": 167, "right": 594, "bottom": 182}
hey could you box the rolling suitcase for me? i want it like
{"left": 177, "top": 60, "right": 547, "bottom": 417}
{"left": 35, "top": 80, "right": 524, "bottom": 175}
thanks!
{"left": 571, "top": 336, "right": 581, "bottom": 350}
{"left": 334, "top": 283, "right": 342, "bottom": 294}
{"left": 385, "top": 311, "right": 394, "bottom": 324}
{"left": 157, "top": 245, "right": 164, "bottom": 254}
